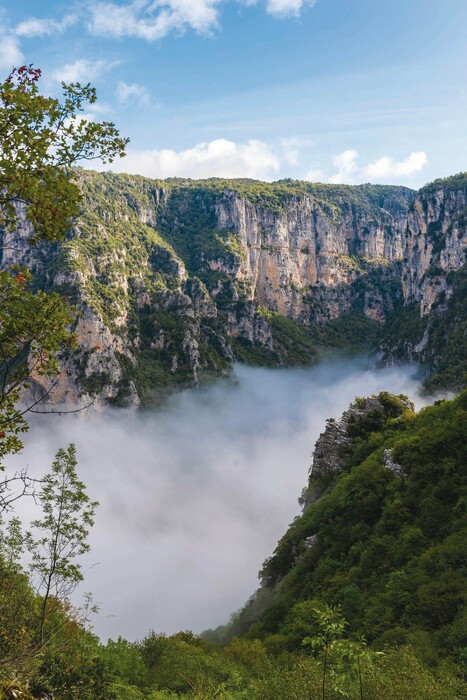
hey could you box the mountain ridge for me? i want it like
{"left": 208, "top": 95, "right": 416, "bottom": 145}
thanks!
{"left": 1, "top": 171, "right": 465, "bottom": 407}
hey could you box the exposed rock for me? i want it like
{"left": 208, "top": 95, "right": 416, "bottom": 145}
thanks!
{"left": 227, "top": 303, "right": 274, "bottom": 350}
{"left": 303, "top": 394, "right": 412, "bottom": 507}
{"left": 382, "top": 448, "right": 404, "bottom": 476}
{"left": 215, "top": 189, "right": 408, "bottom": 323}
{"left": 402, "top": 186, "right": 466, "bottom": 308}
{"left": 381, "top": 177, "right": 467, "bottom": 384}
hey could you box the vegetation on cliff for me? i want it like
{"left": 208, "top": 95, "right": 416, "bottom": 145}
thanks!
{"left": 419, "top": 172, "right": 467, "bottom": 194}
{"left": 5, "top": 166, "right": 463, "bottom": 405}
{"left": 21, "top": 169, "right": 418, "bottom": 405}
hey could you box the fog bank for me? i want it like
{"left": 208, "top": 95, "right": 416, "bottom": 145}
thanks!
{"left": 10, "top": 359, "right": 425, "bottom": 641}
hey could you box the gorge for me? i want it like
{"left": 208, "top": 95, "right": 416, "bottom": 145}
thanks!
{"left": 1, "top": 167, "right": 466, "bottom": 697}
{"left": 1, "top": 171, "right": 465, "bottom": 410}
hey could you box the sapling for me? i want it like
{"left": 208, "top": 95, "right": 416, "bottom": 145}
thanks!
{"left": 28, "top": 444, "right": 98, "bottom": 644}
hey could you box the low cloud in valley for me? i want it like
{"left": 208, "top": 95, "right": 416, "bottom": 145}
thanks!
{"left": 10, "top": 360, "right": 425, "bottom": 641}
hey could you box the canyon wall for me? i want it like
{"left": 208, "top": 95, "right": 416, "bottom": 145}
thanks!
{"left": 1, "top": 172, "right": 465, "bottom": 407}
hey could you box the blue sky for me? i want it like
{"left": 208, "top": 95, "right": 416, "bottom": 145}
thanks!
{"left": 1, "top": 0, "right": 466, "bottom": 186}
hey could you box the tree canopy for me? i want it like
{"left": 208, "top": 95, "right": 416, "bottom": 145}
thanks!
{"left": 0, "top": 65, "right": 128, "bottom": 243}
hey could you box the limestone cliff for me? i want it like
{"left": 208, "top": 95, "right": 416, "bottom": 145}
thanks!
{"left": 380, "top": 173, "right": 467, "bottom": 390}
{"left": 214, "top": 186, "right": 408, "bottom": 322}
{"left": 1, "top": 171, "right": 465, "bottom": 407}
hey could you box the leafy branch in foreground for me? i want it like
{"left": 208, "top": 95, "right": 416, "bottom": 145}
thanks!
{"left": 0, "top": 268, "right": 75, "bottom": 469}
{"left": 303, "top": 603, "right": 383, "bottom": 700}
{"left": 0, "top": 65, "right": 128, "bottom": 243}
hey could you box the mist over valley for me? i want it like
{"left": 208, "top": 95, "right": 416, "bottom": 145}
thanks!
{"left": 9, "top": 359, "right": 424, "bottom": 641}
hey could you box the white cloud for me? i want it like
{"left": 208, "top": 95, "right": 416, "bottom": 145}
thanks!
{"left": 329, "top": 149, "right": 428, "bottom": 184}
{"left": 305, "top": 167, "right": 324, "bottom": 182}
{"left": 329, "top": 149, "right": 359, "bottom": 184}
{"left": 15, "top": 14, "right": 77, "bottom": 38}
{"left": 86, "top": 0, "right": 318, "bottom": 40}
{"left": 116, "top": 81, "right": 151, "bottom": 106}
{"left": 95, "top": 138, "right": 280, "bottom": 179}
{"left": 85, "top": 102, "right": 112, "bottom": 116}
{"left": 365, "top": 151, "right": 428, "bottom": 179}
{"left": 265, "top": 0, "right": 317, "bottom": 18}
{"left": 52, "top": 59, "right": 115, "bottom": 83}
{"left": 87, "top": 0, "right": 222, "bottom": 40}
{"left": 0, "top": 34, "right": 24, "bottom": 71}
{"left": 280, "top": 137, "right": 312, "bottom": 166}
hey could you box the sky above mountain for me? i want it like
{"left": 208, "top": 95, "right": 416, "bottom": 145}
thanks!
{"left": 1, "top": 0, "right": 466, "bottom": 185}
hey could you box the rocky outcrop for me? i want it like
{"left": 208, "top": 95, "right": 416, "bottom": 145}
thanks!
{"left": 380, "top": 175, "right": 467, "bottom": 388}
{"left": 402, "top": 184, "right": 466, "bottom": 314}
{"left": 301, "top": 393, "right": 413, "bottom": 508}
{"left": 382, "top": 448, "right": 403, "bottom": 476}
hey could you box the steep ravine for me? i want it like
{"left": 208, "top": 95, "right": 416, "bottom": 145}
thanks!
{"left": 1, "top": 172, "right": 465, "bottom": 407}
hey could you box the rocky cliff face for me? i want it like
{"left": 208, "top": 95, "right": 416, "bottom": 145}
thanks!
{"left": 1, "top": 171, "right": 465, "bottom": 408}
{"left": 380, "top": 174, "right": 467, "bottom": 390}
{"left": 301, "top": 393, "right": 414, "bottom": 508}
{"left": 402, "top": 185, "right": 466, "bottom": 312}
{"left": 215, "top": 188, "right": 408, "bottom": 322}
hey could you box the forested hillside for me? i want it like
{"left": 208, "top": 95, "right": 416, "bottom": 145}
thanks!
{"left": 217, "top": 391, "right": 466, "bottom": 667}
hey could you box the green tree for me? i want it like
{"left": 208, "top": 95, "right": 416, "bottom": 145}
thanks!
{"left": 0, "top": 65, "right": 127, "bottom": 244}
{"left": 303, "top": 603, "right": 348, "bottom": 700}
{"left": 28, "top": 444, "right": 98, "bottom": 645}
{"left": 0, "top": 519, "right": 38, "bottom": 680}
{"left": 0, "top": 65, "right": 128, "bottom": 491}
{"left": 0, "top": 268, "right": 74, "bottom": 470}
{"left": 0, "top": 64, "right": 125, "bottom": 695}
{"left": 302, "top": 603, "right": 382, "bottom": 700}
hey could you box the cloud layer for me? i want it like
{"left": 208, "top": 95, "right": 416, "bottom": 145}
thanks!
{"left": 85, "top": 1, "right": 317, "bottom": 41}
{"left": 0, "top": 0, "right": 318, "bottom": 76}
{"left": 96, "top": 138, "right": 428, "bottom": 184}
{"left": 102, "top": 138, "right": 281, "bottom": 179}
{"left": 328, "top": 148, "right": 428, "bottom": 184}
{"left": 52, "top": 59, "right": 116, "bottom": 83}
{"left": 116, "top": 81, "right": 151, "bottom": 105}
{"left": 10, "top": 360, "right": 424, "bottom": 640}
{"left": 366, "top": 151, "right": 428, "bottom": 179}
{"left": 15, "top": 13, "right": 77, "bottom": 38}
{"left": 265, "top": 0, "right": 317, "bottom": 18}
{"left": 0, "top": 34, "right": 23, "bottom": 71}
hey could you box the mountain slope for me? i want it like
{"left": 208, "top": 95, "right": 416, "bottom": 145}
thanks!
{"left": 210, "top": 390, "right": 467, "bottom": 667}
